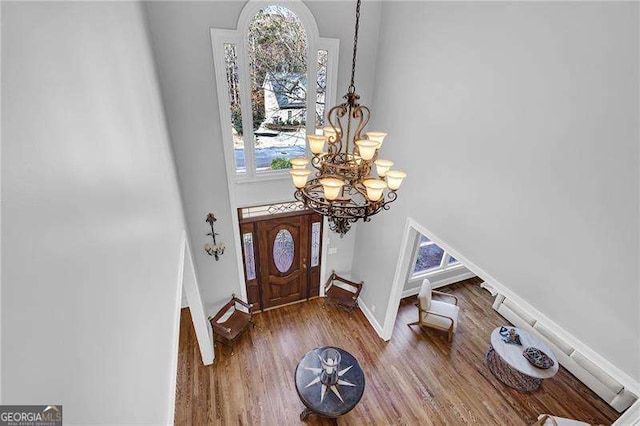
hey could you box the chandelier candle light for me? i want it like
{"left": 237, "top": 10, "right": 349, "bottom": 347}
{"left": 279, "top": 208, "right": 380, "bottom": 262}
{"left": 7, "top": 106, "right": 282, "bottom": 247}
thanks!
{"left": 290, "top": 0, "right": 405, "bottom": 236}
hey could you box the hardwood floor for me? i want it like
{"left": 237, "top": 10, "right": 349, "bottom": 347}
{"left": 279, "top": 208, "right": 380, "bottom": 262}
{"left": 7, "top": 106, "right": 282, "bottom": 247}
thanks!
{"left": 174, "top": 278, "right": 620, "bottom": 425}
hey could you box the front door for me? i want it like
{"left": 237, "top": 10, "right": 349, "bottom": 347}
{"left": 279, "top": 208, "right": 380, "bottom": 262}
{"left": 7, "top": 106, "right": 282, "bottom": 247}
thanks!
{"left": 257, "top": 215, "right": 309, "bottom": 310}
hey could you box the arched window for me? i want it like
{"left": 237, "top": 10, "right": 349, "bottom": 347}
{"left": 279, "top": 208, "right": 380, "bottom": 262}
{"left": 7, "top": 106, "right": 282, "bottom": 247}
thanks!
{"left": 211, "top": 2, "right": 339, "bottom": 180}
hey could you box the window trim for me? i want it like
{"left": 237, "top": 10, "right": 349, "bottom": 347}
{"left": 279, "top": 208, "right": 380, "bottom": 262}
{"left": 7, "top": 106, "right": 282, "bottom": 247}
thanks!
{"left": 210, "top": 1, "right": 339, "bottom": 183}
{"left": 410, "top": 236, "right": 464, "bottom": 279}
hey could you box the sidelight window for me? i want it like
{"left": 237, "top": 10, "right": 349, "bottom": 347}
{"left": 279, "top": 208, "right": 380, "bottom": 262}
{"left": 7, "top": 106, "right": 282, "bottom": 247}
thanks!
{"left": 242, "top": 232, "right": 256, "bottom": 280}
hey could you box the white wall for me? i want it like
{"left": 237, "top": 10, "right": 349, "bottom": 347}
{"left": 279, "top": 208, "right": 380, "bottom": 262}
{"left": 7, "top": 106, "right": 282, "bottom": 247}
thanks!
{"left": 325, "top": 223, "right": 357, "bottom": 278}
{"left": 2, "top": 2, "right": 186, "bottom": 424}
{"left": 144, "top": 0, "right": 380, "bottom": 312}
{"left": 351, "top": 2, "right": 640, "bottom": 380}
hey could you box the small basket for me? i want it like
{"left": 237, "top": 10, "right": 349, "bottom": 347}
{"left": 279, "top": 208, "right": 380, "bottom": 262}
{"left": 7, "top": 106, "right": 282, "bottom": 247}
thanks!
{"left": 523, "top": 347, "right": 554, "bottom": 369}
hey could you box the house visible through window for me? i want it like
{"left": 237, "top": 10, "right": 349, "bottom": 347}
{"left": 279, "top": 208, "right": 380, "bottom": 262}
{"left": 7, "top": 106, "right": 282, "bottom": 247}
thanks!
{"left": 211, "top": 4, "right": 338, "bottom": 180}
{"left": 413, "top": 234, "right": 460, "bottom": 275}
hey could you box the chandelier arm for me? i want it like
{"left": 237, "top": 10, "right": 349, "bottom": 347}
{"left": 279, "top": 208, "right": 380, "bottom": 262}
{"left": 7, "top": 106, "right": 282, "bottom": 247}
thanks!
{"left": 351, "top": 105, "right": 370, "bottom": 154}
{"left": 350, "top": 182, "right": 369, "bottom": 201}
{"left": 311, "top": 155, "right": 322, "bottom": 170}
{"left": 345, "top": 103, "right": 353, "bottom": 153}
{"left": 328, "top": 103, "right": 348, "bottom": 153}
{"left": 381, "top": 190, "right": 398, "bottom": 210}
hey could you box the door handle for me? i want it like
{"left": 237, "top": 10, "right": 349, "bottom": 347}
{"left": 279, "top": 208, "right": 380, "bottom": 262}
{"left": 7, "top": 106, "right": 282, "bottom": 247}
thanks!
{"left": 302, "top": 258, "right": 307, "bottom": 270}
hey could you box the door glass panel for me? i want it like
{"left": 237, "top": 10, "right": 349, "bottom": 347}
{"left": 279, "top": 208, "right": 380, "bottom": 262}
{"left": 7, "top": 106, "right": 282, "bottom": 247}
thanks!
{"left": 248, "top": 5, "right": 308, "bottom": 171}
{"left": 242, "top": 233, "right": 256, "bottom": 280}
{"left": 273, "top": 229, "right": 295, "bottom": 273}
{"left": 448, "top": 255, "right": 458, "bottom": 265}
{"left": 311, "top": 221, "right": 321, "bottom": 267}
{"left": 224, "top": 43, "right": 246, "bottom": 174}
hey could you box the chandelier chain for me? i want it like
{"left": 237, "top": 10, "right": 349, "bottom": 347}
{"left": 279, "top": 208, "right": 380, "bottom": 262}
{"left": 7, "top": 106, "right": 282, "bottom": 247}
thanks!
{"left": 348, "top": 0, "right": 362, "bottom": 93}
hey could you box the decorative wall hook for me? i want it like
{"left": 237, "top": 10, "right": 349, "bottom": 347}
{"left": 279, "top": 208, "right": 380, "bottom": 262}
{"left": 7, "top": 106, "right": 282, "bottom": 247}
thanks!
{"left": 205, "top": 212, "right": 225, "bottom": 261}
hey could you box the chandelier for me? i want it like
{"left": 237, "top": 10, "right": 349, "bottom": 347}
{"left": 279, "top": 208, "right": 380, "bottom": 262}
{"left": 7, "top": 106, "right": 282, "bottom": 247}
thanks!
{"left": 290, "top": 0, "right": 406, "bottom": 236}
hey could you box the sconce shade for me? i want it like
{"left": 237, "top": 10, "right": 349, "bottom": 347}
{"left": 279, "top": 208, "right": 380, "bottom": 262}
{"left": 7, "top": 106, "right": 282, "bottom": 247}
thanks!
{"left": 355, "top": 140, "right": 380, "bottom": 161}
{"left": 365, "top": 131, "right": 388, "bottom": 146}
{"left": 386, "top": 170, "right": 407, "bottom": 190}
{"left": 319, "top": 177, "right": 345, "bottom": 201}
{"left": 308, "top": 135, "right": 328, "bottom": 155}
{"left": 290, "top": 169, "right": 311, "bottom": 188}
{"left": 363, "top": 179, "right": 387, "bottom": 201}
{"left": 374, "top": 159, "right": 393, "bottom": 177}
{"left": 290, "top": 157, "right": 310, "bottom": 169}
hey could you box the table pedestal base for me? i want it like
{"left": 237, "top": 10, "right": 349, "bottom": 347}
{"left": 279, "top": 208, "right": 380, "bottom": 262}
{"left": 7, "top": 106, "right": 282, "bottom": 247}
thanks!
{"left": 300, "top": 407, "right": 338, "bottom": 424}
{"left": 486, "top": 345, "right": 542, "bottom": 392}
{"left": 300, "top": 407, "right": 312, "bottom": 421}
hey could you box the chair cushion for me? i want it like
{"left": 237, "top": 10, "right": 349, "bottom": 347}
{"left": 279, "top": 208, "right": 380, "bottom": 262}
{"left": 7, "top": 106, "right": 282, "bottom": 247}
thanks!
{"left": 424, "top": 299, "right": 459, "bottom": 331}
{"left": 417, "top": 279, "right": 432, "bottom": 311}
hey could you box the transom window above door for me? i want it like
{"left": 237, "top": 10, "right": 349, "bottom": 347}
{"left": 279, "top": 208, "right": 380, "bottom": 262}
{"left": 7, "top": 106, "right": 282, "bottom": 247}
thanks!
{"left": 211, "top": 2, "right": 339, "bottom": 182}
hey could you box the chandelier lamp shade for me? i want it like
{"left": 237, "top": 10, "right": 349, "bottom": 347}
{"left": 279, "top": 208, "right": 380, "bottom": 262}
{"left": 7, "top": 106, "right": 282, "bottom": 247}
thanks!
{"left": 290, "top": 0, "right": 406, "bottom": 236}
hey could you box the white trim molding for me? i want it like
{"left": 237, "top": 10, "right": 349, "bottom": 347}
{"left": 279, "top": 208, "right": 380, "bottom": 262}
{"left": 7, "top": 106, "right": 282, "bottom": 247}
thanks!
{"left": 358, "top": 297, "right": 384, "bottom": 339}
{"left": 168, "top": 232, "right": 216, "bottom": 423}
{"left": 382, "top": 218, "right": 420, "bottom": 341}
{"left": 401, "top": 271, "right": 476, "bottom": 299}
{"left": 613, "top": 400, "right": 640, "bottom": 425}
{"left": 182, "top": 236, "right": 215, "bottom": 366}
{"left": 167, "top": 232, "right": 187, "bottom": 426}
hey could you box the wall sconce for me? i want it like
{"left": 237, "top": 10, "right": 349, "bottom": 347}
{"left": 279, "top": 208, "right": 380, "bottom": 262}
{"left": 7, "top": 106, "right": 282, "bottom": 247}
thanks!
{"left": 205, "top": 212, "right": 225, "bottom": 261}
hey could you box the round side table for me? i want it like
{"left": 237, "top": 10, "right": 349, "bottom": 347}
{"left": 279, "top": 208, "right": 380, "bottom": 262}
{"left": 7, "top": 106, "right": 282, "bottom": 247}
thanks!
{"left": 294, "top": 347, "right": 365, "bottom": 421}
{"left": 486, "top": 326, "right": 558, "bottom": 392}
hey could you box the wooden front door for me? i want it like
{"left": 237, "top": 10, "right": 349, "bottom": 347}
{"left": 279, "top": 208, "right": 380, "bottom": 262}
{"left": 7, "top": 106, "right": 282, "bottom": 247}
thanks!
{"left": 239, "top": 206, "right": 323, "bottom": 311}
{"left": 257, "top": 215, "right": 309, "bottom": 310}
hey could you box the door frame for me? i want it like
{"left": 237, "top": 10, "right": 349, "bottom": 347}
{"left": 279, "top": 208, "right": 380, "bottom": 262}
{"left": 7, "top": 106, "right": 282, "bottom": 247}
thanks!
{"left": 237, "top": 206, "right": 324, "bottom": 310}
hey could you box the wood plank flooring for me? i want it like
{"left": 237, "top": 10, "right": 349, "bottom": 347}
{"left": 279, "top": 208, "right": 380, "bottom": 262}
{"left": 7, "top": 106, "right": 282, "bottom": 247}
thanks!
{"left": 174, "top": 278, "right": 620, "bottom": 425}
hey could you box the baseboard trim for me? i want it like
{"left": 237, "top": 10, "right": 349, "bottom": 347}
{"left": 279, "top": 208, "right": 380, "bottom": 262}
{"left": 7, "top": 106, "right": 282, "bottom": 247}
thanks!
{"left": 401, "top": 271, "right": 476, "bottom": 299}
{"left": 358, "top": 297, "right": 385, "bottom": 339}
{"left": 614, "top": 400, "right": 640, "bottom": 425}
{"left": 480, "top": 281, "right": 497, "bottom": 296}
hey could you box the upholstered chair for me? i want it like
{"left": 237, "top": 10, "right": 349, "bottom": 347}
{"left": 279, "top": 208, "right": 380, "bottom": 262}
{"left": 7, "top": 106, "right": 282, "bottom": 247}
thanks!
{"left": 408, "top": 279, "right": 459, "bottom": 342}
